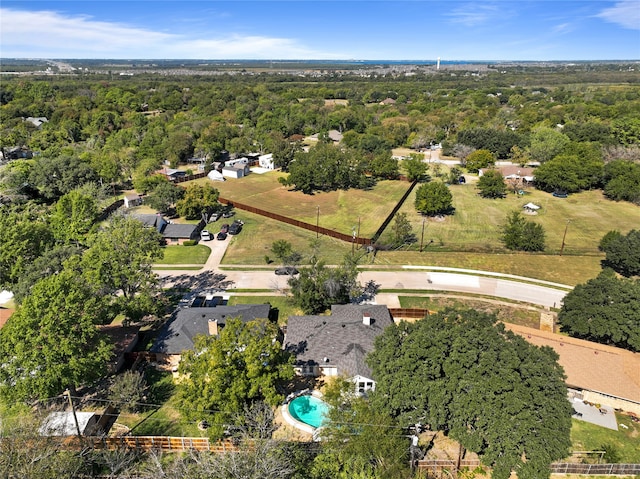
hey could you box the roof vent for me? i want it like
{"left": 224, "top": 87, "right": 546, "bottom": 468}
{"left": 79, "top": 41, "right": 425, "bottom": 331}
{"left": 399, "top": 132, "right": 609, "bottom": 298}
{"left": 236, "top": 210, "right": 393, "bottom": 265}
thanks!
{"left": 323, "top": 357, "right": 329, "bottom": 363}
{"left": 363, "top": 313, "right": 372, "bottom": 326}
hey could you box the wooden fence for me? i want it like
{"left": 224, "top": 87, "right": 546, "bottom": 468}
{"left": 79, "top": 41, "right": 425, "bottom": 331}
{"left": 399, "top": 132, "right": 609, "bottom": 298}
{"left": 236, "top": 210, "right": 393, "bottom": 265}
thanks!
{"left": 218, "top": 196, "right": 372, "bottom": 246}
{"left": 418, "top": 459, "right": 640, "bottom": 476}
{"left": 370, "top": 179, "right": 418, "bottom": 243}
{"left": 389, "top": 308, "right": 433, "bottom": 319}
{"left": 58, "top": 435, "right": 238, "bottom": 452}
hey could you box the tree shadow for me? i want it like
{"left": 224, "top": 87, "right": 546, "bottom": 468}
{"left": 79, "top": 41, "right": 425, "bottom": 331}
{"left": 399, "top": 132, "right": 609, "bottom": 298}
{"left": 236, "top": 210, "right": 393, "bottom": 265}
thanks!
{"left": 160, "top": 270, "right": 234, "bottom": 292}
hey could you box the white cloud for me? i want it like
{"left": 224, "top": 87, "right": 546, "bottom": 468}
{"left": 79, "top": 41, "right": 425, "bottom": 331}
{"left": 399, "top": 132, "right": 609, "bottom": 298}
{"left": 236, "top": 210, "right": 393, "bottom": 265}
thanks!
{"left": 446, "top": 3, "right": 500, "bottom": 27}
{"left": 596, "top": 1, "right": 640, "bottom": 30}
{"left": 0, "top": 8, "right": 340, "bottom": 59}
{"left": 552, "top": 22, "right": 574, "bottom": 34}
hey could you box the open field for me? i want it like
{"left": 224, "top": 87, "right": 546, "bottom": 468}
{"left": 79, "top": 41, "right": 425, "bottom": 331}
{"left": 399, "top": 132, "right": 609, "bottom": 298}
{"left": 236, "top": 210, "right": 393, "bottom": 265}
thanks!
{"left": 220, "top": 210, "right": 355, "bottom": 266}
{"left": 190, "top": 172, "right": 411, "bottom": 237}
{"left": 382, "top": 184, "right": 640, "bottom": 255}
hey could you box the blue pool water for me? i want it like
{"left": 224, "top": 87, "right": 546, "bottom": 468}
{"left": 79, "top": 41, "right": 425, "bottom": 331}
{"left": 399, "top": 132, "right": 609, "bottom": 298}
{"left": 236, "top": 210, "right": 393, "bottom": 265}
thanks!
{"left": 288, "top": 395, "right": 329, "bottom": 428}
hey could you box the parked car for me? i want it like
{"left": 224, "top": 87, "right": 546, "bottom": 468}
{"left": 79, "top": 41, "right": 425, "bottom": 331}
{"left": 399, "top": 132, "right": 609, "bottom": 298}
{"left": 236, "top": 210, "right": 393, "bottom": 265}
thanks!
{"left": 228, "top": 223, "right": 242, "bottom": 235}
{"left": 208, "top": 213, "right": 221, "bottom": 222}
{"left": 200, "top": 230, "right": 212, "bottom": 241}
{"left": 222, "top": 210, "right": 235, "bottom": 218}
{"left": 220, "top": 224, "right": 229, "bottom": 234}
{"left": 275, "top": 266, "right": 299, "bottom": 275}
{"left": 216, "top": 232, "right": 227, "bottom": 240}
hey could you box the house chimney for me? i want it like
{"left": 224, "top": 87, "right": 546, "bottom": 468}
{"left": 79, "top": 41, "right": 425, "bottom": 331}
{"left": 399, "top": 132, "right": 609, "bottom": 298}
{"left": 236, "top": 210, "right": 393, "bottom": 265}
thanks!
{"left": 363, "top": 312, "right": 372, "bottom": 326}
{"left": 208, "top": 319, "right": 218, "bottom": 336}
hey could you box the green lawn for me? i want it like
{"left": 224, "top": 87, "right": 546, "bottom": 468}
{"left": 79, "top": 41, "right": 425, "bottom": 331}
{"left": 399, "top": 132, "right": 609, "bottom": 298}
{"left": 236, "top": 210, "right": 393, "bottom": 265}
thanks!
{"left": 226, "top": 295, "right": 303, "bottom": 326}
{"left": 570, "top": 414, "right": 640, "bottom": 463}
{"left": 159, "top": 244, "right": 211, "bottom": 264}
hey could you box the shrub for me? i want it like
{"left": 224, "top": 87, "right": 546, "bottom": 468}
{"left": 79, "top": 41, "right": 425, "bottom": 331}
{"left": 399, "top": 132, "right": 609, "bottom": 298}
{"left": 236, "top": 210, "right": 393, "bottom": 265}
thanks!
{"left": 183, "top": 240, "right": 197, "bottom": 246}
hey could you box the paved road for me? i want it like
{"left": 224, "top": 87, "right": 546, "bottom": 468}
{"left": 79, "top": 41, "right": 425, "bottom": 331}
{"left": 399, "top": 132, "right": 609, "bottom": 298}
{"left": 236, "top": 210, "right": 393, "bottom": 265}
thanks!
{"left": 157, "top": 222, "right": 569, "bottom": 308}
{"left": 157, "top": 263, "right": 568, "bottom": 308}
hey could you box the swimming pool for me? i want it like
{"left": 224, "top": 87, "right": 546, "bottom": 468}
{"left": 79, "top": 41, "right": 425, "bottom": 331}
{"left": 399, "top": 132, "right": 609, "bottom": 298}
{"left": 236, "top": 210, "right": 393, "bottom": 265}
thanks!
{"left": 287, "top": 394, "right": 329, "bottom": 429}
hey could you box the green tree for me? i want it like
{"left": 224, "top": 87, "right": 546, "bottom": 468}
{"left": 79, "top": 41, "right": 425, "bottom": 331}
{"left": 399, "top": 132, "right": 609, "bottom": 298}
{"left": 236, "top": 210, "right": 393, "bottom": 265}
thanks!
{"left": 527, "top": 127, "right": 570, "bottom": 163}
{"left": 0, "top": 204, "right": 54, "bottom": 287}
{"left": 477, "top": 170, "right": 507, "bottom": 198}
{"left": 403, "top": 153, "right": 428, "bottom": 181}
{"left": 392, "top": 212, "right": 414, "bottom": 246}
{"left": 50, "top": 189, "right": 99, "bottom": 244}
{"left": 465, "top": 149, "right": 495, "bottom": 173}
{"left": 501, "top": 211, "right": 545, "bottom": 251}
{"left": 81, "top": 215, "right": 164, "bottom": 317}
{"left": 369, "top": 308, "right": 572, "bottom": 479}
{"left": 175, "top": 183, "right": 220, "bottom": 220}
{"left": 11, "top": 244, "right": 82, "bottom": 304}
{"left": 28, "top": 155, "right": 98, "bottom": 201}
{"left": 368, "top": 151, "right": 399, "bottom": 179}
{"left": 280, "top": 142, "right": 369, "bottom": 194}
{"left": 312, "top": 377, "right": 410, "bottom": 479}
{"left": 145, "top": 180, "right": 185, "bottom": 215}
{"left": 414, "top": 181, "right": 453, "bottom": 216}
{"left": 601, "top": 229, "right": 640, "bottom": 277}
{"left": 270, "top": 239, "right": 301, "bottom": 266}
{"left": 177, "top": 318, "right": 293, "bottom": 419}
{"left": 558, "top": 269, "right": 640, "bottom": 351}
{"left": 288, "top": 256, "right": 360, "bottom": 315}
{"left": 603, "top": 160, "right": 640, "bottom": 204}
{"left": 0, "top": 270, "right": 112, "bottom": 402}
{"left": 534, "top": 154, "right": 604, "bottom": 193}
{"left": 109, "top": 370, "right": 148, "bottom": 413}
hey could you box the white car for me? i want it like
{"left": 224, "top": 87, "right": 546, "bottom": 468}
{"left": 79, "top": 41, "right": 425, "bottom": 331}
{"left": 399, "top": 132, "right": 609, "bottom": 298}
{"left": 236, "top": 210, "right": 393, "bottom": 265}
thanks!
{"left": 200, "top": 230, "right": 212, "bottom": 241}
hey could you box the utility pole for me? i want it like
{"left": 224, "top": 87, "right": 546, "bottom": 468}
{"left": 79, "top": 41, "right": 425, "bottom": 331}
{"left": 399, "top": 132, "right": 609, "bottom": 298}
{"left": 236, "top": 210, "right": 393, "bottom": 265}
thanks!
{"left": 316, "top": 206, "right": 320, "bottom": 238}
{"left": 560, "top": 219, "right": 571, "bottom": 256}
{"left": 65, "top": 389, "right": 83, "bottom": 445}
{"left": 419, "top": 217, "right": 426, "bottom": 252}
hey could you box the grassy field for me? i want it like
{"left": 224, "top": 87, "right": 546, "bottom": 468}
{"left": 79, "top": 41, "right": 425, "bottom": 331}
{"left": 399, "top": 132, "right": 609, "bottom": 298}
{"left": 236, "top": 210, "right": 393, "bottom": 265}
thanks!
{"left": 185, "top": 171, "right": 639, "bottom": 285}
{"left": 159, "top": 244, "right": 211, "bottom": 264}
{"left": 191, "top": 172, "right": 411, "bottom": 237}
{"left": 221, "top": 210, "right": 354, "bottom": 265}
{"left": 570, "top": 414, "right": 640, "bottom": 463}
{"left": 382, "top": 184, "right": 640, "bottom": 255}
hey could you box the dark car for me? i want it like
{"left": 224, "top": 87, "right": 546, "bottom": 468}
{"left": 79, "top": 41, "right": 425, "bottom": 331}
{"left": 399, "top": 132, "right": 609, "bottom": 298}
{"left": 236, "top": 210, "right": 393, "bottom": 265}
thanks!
{"left": 220, "top": 224, "right": 229, "bottom": 234}
{"left": 228, "top": 223, "right": 242, "bottom": 235}
{"left": 275, "top": 266, "right": 299, "bottom": 275}
{"left": 217, "top": 232, "right": 227, "bottom": 240}
{"left": 222, "top": 210, "right": 235, "bottom": 218}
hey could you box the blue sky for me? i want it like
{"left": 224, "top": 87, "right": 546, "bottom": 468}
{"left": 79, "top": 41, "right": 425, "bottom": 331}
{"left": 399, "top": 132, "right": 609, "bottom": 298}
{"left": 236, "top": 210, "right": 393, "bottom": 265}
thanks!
{"left": 1, "top": 1, "right": 639, "bottom": 60}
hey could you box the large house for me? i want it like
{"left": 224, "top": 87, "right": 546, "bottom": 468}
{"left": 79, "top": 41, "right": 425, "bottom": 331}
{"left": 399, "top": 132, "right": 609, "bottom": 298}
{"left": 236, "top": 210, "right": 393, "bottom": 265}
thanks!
{"left": 151, "top": 303, "right": 274, "bottom": 370}
{"left": 284, "top": 304, "right": 394, "bottom": 395}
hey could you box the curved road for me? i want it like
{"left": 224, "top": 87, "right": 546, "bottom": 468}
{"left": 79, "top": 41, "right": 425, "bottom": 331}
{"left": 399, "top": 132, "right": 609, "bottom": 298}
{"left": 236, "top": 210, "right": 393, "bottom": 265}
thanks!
{"left": 156, "top": 238, "right": 569, "bottom": 308}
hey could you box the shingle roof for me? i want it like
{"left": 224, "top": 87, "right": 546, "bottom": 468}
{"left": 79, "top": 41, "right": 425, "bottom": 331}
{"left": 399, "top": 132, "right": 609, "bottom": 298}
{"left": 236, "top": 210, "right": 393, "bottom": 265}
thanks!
{"left": 506, "top": 324, "right": 640, "bottom": 403}
{"left": 131, "top": 214, "right": 167, "bottom": 232}
{"left": 284, "top": 304, "right": 393, "bottom": 379}
{"left": 151, "top": 304, "right": 272, "bottom": 355}
{"left": 162, "top": 223, "right": 197, "bottom": 239}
